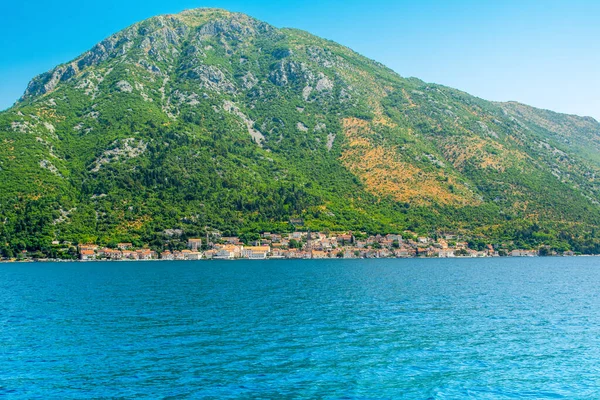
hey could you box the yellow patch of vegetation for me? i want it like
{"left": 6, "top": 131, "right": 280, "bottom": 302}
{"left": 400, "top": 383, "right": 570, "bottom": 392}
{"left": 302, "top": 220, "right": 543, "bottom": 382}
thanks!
{"left": 340, "top": 118, "right": 477, "bottom": 206}
{"left": 512, "top": 201, "right": 530, "bottom": 212}
{"left": 36, "top": 107, "right": 65, "bottom": 122}
{"left": 372, "top": 115, "right": 397, "bottom": 128}
{"left": 441, "top": 135, "right": 528, "bottom": 173}
{"left": 118, "top": 215, "right": 151, "bottom": 231}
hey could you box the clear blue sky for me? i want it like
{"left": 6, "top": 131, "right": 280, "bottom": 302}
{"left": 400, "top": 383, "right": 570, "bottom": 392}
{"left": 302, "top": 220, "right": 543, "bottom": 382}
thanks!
{"left": 1, "top": 0, "right": 598, "bottom": 120}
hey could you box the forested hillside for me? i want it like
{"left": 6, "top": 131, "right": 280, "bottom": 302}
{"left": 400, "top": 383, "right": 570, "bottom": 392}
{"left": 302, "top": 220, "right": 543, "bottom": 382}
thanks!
{"left": 1, "top": 8, "right": 599, "bottom": 257}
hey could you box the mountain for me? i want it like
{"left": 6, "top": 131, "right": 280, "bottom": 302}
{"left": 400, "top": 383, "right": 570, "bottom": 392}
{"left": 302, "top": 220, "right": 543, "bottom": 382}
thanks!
{"left": 1, "top": 8, "right": 600, "bottom": 256}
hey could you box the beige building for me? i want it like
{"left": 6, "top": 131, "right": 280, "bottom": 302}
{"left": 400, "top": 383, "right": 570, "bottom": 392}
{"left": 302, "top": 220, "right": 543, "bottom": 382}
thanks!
{"left": 242, "top": 246, "right": 270, "bottom": 259}
{"left": 187, "top": 238, "right": 202, "bottom": 251}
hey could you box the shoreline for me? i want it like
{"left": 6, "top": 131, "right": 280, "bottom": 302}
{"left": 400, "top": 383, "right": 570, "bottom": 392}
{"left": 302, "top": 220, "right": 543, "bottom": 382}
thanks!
{"left": 2, "top": 254, "right": 597, "bottom": 263}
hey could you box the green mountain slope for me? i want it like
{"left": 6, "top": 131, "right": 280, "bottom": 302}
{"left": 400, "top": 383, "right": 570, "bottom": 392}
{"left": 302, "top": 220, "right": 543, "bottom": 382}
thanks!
{"left": 1, "top": 8, "right": 599, "bottom": 255}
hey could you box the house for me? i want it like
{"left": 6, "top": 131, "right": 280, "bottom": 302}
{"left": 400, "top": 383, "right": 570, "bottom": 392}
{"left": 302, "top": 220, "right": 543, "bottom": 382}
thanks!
{"left": 321, "top": 241, "right": 333, "bottom": 251}
{"left": 437, "top": 239, "right": 449, "bottom": 249}
{"left": 394, "top": 247, "right": 416, "bottom": 258}
{"left": 311, "top": 250, "right": 329, "bottom": 259}
{"left": 438, "top": 249, "right": 455, "bottom": 258}
{"left": 386, "top": 234, "right": 403, "bottom": 242}
{"left": 380, "top": 239, "right": 394, "bottom": 248}
{"left": 161, "top": 250, "right": 174, "bottom": 260}
{"left": 214, "top": 244, "right": 242, "bottom": 258}
{"left": 122, "top": 250, "right": 137, "bottom": 260}
{"left": 222, "top": 237, "right": 243, "bottom": 245}
{"left": 242, "top": 246, "right": 270, "bottom": 259}
{"left": 97, "top": 248, "right": 109, "bottom": 259}
{"left": 173, "top": 251, "right": 185, "bottom": 260}
{"left": 97, "top": 248, "right": 109, "bottom": 258}
{"left": 305, "top": 239, "right": 318, "bottom": 250}
{"left": 248, "top": 251, "right": 268, "bottom": 259}
{"left": 181, "top": 250, "right": 192, "bottom": 258}
{"left": 214, "top": 249, "right": 235, "bottom": 259}
{"left": 270, "top": 234, "right": 283, "bottom": 243}
{"left": 80, "top": 249, "right": 96, "bottom": 261}
{"left": 117, "top": 243, "right": 133, "bottom": 250}
{"left": 376, "top": 249, "right": 392, "bottom": 258}
{"left": 285, "top": 250, "right": 298, "bottom": 259}
{"left": 364, "top": 250, "right": 378, "bottom": 258}
{"left": 102, "top": 248, "right": 122, "bottom": 260}
{"left": 343, "top": 250, "right": 356, "bottom": 258}
{"left": 187, "top": 238, "right": 202, "bottom": 251}
{"left": 203, "top": 249, "right": 217, "bottom": 259}
{"left": 511, "top": 249, "right": 538, "bottom": 257}
{"left": 270, "top": 249, "right": 285, "bottom": 259}
{"left": 186, "top": 251, "right": 203, "bottom": 260}
{"left": 136, "top": 249, "right": 156, "bottom": 260}
{"left": 337, "top": 234, "right": 353, "bottom": 245}
{"left": 286, "top": 250, "right": 311, "bottom": 259}
{"left": 298, "top": 251, "right": 312, "bottom": 259}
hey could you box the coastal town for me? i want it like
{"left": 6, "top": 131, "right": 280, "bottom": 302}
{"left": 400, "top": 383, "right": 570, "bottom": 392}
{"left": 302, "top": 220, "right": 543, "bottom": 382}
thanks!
{"left": 68, "top": 231, "right": 572, "bottom": 261}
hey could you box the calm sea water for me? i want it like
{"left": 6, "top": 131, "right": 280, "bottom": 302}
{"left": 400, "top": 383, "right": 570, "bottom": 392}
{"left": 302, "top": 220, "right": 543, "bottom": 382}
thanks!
{"left": 1, "top": 257, "right": 600, "bottom": 398}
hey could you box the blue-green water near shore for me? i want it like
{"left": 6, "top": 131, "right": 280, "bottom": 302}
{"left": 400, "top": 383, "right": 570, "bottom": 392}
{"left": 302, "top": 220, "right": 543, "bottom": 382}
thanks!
{"left": 2, "top": 257, "right": 600, "bottom": 398}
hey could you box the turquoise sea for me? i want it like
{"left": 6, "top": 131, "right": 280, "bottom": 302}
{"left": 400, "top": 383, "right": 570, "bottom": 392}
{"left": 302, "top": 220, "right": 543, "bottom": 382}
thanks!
{"left": 1, "top": 257, "right": 600, "bottom": 398}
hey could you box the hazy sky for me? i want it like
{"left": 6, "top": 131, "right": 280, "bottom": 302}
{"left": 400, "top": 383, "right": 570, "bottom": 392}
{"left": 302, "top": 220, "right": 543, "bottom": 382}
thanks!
{"left": 1, "top": 0, "right": 598, "bottom": 120}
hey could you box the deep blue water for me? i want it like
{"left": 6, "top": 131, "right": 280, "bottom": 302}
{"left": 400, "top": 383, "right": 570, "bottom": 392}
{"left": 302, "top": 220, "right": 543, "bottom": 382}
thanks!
{"left": 2, "top": 257, "right": 600, "bottom": 398}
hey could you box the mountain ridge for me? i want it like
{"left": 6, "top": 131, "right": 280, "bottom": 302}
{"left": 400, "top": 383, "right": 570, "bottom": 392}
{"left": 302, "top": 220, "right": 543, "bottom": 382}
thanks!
{"left": 1, "top": 8, "right": 600, "bottom": 257}
{"left": 13, "top": 8, "right": 600, "bottom": 121}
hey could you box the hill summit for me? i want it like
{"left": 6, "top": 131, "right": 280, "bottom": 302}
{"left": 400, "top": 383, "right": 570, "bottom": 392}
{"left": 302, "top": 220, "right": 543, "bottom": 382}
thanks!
{"left": 1, "top": 8, "right": 600, "bottom": 256}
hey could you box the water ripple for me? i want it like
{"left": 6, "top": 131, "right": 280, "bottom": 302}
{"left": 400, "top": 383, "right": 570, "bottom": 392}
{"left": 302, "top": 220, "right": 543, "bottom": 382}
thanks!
{"left": 1, "top": 257, "right": 600, "bottom": 398}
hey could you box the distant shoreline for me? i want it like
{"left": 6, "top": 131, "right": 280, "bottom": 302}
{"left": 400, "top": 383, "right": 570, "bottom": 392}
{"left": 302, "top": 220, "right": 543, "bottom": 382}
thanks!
{"left": 2, "top": 254, "right": 597, "bottom": 263}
